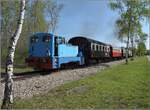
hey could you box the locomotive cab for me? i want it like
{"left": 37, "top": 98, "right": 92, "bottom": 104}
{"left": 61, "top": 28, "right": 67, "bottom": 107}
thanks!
{"left": 26, "top": 33, "right": 53, "bottom": 70}
{"left": 29, "top": 34, "right": 52, "bottom": 57}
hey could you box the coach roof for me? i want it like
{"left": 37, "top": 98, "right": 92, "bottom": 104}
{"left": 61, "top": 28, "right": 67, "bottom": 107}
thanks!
{"left": 69, "top": 36, "right": 110, "bottom": 46}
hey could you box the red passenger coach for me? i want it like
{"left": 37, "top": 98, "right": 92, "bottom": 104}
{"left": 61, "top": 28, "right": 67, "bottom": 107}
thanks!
{"left": 111, "top": 47, "right": 122, "bottom": 58}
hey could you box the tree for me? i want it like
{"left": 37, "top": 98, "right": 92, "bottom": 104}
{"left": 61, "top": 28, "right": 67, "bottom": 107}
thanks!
{"left": 137, "top": 42, "right": 146, "bottom": 56}
{"left": 1, "top": 0, "right": 26, "bottom": 109}
{"left": 1, "top": 1, "right": 20, "bottom": 64}
{"left": 29, "top": 0, "right": 48, "bottom": 33}
{"left": 138, "top": 27, "right": 148, "bottom": 42}
{"left": 110, "top": 0, "right": 150, "bottom": 64}
{"left": 45, "top": 0, "right": 63, "bottom": 33}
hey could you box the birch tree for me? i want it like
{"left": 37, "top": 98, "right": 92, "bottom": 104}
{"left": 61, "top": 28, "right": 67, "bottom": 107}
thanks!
{"left": 1, "top": 0, "right": 26, "bottom": 109}
{"left": 45, "top": 0, "right": 63, "bottom": 33}
{"left": 110, "top": 0, "right": 150, "bottom": 64}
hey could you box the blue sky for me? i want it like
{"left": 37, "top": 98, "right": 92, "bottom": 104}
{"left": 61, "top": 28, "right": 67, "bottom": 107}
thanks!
{"left": 54, "top": 0, "right": 149, "bottom": 49}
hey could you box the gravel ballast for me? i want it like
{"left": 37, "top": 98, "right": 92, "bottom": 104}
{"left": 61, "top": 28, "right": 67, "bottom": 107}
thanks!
{"left": 0, "top": 60, "right": 124, "bottom": 105}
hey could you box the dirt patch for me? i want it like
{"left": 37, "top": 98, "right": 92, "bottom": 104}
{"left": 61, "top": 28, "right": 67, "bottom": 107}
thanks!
{"left": 67, "top": 85, "right": 90, "bottom": 95}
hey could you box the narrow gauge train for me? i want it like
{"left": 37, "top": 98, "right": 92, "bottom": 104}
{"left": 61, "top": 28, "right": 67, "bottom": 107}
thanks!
{"left": 26, "top": 33, "right": 131, "bottom": 70}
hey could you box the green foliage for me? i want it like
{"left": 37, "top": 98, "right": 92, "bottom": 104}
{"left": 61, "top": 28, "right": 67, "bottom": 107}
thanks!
{"left": 29, "top": 0, "right": 48, "bottom": 32}
{"left": 13, "top": 57, "right": 150, "bottom": 109}
{"left": 110, "top": 0, "right": 149, "bottom": 41}
{"left": 137, "top": 42, "right": 146, "bottom": 56}
{"left": 1, "top": 0, "right": 62, "bottom": 66}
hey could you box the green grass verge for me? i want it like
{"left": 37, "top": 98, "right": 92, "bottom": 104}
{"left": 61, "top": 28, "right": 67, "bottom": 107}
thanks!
{"left": 13, "top": 57, "right": 150, "bottom": 109}
{"left": 0, "top": 67, "right": 33, "bottom": 73}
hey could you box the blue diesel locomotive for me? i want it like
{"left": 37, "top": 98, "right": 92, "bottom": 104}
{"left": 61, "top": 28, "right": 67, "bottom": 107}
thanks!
{"left": 26, "top": 33, "right": 84, "bottom": 70}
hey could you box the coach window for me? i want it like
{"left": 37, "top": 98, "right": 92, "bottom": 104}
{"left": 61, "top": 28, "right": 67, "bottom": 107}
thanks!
{"left": 103, "top": 46, "right": 105, "bottom": 51}
{"left": 99, "top": 45, "right": 101, "bottom": 51}
{"left": 93, "top": 44, "right": 95, "bottom": 51}
{"left": 95, "top": 44, "right": 97, "bottom": 51}
{"left": 108, "top": 47, "right": 110, "bottom": 52}
{"left": 96, "top": 45, "right": 98, "bottom": 51}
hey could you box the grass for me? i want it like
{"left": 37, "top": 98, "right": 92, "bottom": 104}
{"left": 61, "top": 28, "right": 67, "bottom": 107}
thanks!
{"left": 0, "top": 67, "right": 33, "bottom": 73}
{"left": 13, "top": 57, "right": 150, "bottom": 109}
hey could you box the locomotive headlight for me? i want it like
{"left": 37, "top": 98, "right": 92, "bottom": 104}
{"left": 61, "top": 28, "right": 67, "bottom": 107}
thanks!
{"left": 55, "top": 58, "right": 57, "bottom": 62}
{"left": 54, "top": 58, "right": 58, "bottom": 64}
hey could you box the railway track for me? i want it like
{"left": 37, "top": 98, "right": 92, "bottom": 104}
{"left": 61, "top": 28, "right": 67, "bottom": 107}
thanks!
{"left": 1, "top": 70, "right": 54, "bottom": 82}
{"left": 0, "top": 59, "right": 121, "bottom": 83}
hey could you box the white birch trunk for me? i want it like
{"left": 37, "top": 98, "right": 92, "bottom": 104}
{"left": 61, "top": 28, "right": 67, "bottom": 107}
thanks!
{"left": 1, "top": 0, "right": 25, "bottom": 109}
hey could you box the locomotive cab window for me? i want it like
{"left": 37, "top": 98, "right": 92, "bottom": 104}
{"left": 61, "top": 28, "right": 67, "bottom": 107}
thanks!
{"left": 43, "top": 35, "right": 51, "bottom": 43}
{"left": 55, "top": 36, "right": 65, "bottom": 44}
{"left": 31, "top": 36, "right": 39, "bottom": 43}
{"left": 61, "top": 37, "right": 65, "bottom": 44}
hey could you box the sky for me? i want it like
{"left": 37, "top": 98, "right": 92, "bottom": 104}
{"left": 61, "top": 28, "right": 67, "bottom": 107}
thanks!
{"left": 54, "top": 0, "right": 149, "bottom": 49}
